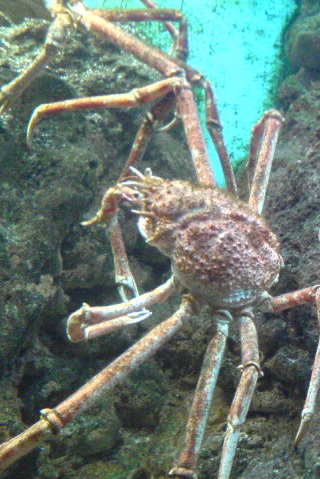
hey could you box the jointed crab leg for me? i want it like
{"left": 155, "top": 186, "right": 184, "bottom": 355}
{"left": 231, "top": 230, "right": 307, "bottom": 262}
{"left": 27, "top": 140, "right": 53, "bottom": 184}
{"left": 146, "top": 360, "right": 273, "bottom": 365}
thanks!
{"left": 69, "top": 1, "right": 192, "bottom": 79}
{"left": 263, "top": 285, "right": 320, "bottom": 448}
{"left": 174, "top": 80, "right": 215, "bottom": 185}
{"left": 110, "top": 94, "right": 177, "bottom": 299}
{"left": 92, "top": 8, "right": 185, "bottom": 56}
{"left": 140, "top": 0, "right": 179, "bottom": 40}
{"left": 67, "top": 1, "right": 220, "bottom": 184}
{"left": 26, "top": 76, "right": 215, "bottom": 187}
{"left": 119, "top": 93, "right": 176, "bottom": 179}
{"left": 0, "top": 5, "right": 72, "bottom": 113}
{"left": 67, "top": 275, "right": 178, "bottom": 342}
{"left": 204, "top": 80, "right": 237, "bottom": 194}
{"left": 248, "top": 109, "right": 284, "bottom": 214}
{"left": 294, "top": 288, "right": 320, "bottom": 448}
{"left": 267, "top": 285, "right": 320, "bottom": 312}
{"left": 92, "top": 8, "right": 183, "bottom": 24}
{"left": 136, "top": 0, "right": 188, "bottom": 60}
{"left": 218, "top": 311, "right": 262, "bottom": 479}
{"left": 170, "top": 312, "right": 230, "bottom": 478}
{"left": 91, "top": 7, "right": 188, "bottom": 60}
{"left": 0, "top": 295, "right": 194, "bottom": 473}
{"left": 108, "top": 217, "right": 139, "bottom": 301}
{"left": 27, "top": 77, "right": 181, "bottom": 146}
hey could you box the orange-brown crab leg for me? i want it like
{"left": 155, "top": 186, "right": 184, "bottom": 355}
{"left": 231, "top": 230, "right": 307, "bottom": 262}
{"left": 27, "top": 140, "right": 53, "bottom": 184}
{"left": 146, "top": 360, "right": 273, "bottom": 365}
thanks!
{"left": 113, "top": 94, "right": 177, "bottom": 298}
{"left": 218, "top": 310, "right": 262, "bottom": 479}
{"left": 90, "top": 7, "right": 188, "bottom": 61}
{"left": 294, "top": 288, "right": 320, "bottom": 448}
{"left": 0, "top": 4, "right": 72, "bottom": 113}
{"left": 108, "top": 217, "right": 139, "bottom": 300}
{"left": 204, "top": 80, "right": 237, "bottom": 194}
{"left": 119, "top": 93, "right": 177, "bottom": 179}
{"left": 267, "top": 285, "right": 320, "bottom": 312}
{"left": 248, "top": 109, "right": 284, "bottom": 214}
{"left": 68, "top": 1, "right": 196, "bottom": 79}
{"left": 27, "top": 75, "right": 215, "bottom": 186}
{"left": 170, "top": 312, "right": 230, "bottom": 479}
{"left": 26, "top": 84, "right": 176, "bottom": 303}
{"left": 264, "top": 285, "right": 320, "bottom": 448}
{"left": 139, "top": 0, "right": 179, "bottom": 40}
{"left": 67, "top": 275, "right": 178, "bottom": 342}
{"left": 69, "top": 1, "right": 216, "bottom": 184}
{"left": 27, "top": 77, "right": 181, "bottom": 146}
{"left": 174, "top": 79, "right": 215, "bottom": 184}
{"left": 170, "top": 309, "right": 262, "bottom": 479}
{"left": 0, "top": 295, "right": 194, "bottom": 473}
{"left": 78, "top": 1, "right": 228, "bottom": 186}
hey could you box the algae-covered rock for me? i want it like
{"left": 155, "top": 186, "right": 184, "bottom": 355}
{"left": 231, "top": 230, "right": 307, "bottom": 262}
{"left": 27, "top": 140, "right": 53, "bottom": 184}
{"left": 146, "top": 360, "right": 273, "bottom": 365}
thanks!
{"left": 286, "top": 11, "right": 320, "bottom": 69}
{"left": 0, "top": 0, "right": 50, "bottom": 23}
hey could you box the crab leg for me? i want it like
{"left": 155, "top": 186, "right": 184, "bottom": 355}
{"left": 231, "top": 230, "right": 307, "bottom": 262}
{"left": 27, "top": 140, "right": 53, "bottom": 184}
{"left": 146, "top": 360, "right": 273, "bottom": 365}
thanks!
{"left": 139, "top": 0, "right": 179, "bottom": 39}
{"left": 218, "top": 310, "right": 262, "bottom": 479}
{"left": 119, "top": 93, "right": 176, "bottom": 179}
{"left": 91, "top": 7, "right": 188, "bottom": 60}
{"left": 75, "top": 1, "right": 226, "bottom": 185}
{"left": 91, "top": 8, "right": 184, "bottom": 56}
{"left": 106, "top": 93, "right": 175, "bottom": 300}
{"left": 114, "top": 94, "right": 177, "bottom": 298}
{"left": 27, "top": 77, "right": 181, "bottom": 146}
{"left": 26, "top": 82, "right": 177, "bottom": 300}
{"left": 294, "top": 288, "right": 320, "bottom": 448}
{"left": 26, "top": 74, "right": 215, "bottom": 187}
{"left": 174, "top": 79, "right": 216, "bottom": 185}
{"left": 248, "top": 109, "right": 284, "bottom": 214}
{"left": 69, "top": 1, "right": 193, "bottom": 79}
{"left": 76, "top": 1, "right": 228, "bottom": 185}
{"left": 263, "top": 286, "right": 320, "bottom": 448}
{"left": 135, "top": 1, "right": 188, "bottom": 60}
{"left": 203, "top": 80, "right": 237, "bottom": 194}
{"left": 68, "top": 2, "right": 221, "bottom": 184}
{"left": 108, "top": 217, "right": 139, "bottom": 300}
{"left": 67, "top": 275, "right": 178, "bottom": 342}
{"left": 263, "top": 285, "right": 320, "bottom": 312}
{"left": 92, "top": 8, "right": 183, "bottom": 24}
{"left": 0, "top": 6, "right": 72, "bottom": 113}
{"left": 169, "top": 312, "right": 230, "bottom": 478}
{"left": 0, "top": 295, "right": 194, "bottom": 473}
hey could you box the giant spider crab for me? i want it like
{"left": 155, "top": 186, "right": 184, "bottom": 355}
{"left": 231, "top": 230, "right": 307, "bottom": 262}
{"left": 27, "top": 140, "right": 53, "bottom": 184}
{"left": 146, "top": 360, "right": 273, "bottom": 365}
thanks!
{"left": 0, "top": 1, "right": 319, "bottom": 478}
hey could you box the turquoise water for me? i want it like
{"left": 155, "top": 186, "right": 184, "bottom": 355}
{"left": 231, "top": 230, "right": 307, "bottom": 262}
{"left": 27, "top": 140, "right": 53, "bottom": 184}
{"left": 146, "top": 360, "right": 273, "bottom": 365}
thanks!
{"left": 47, "top": 0, "right": 297, "bottom": 185}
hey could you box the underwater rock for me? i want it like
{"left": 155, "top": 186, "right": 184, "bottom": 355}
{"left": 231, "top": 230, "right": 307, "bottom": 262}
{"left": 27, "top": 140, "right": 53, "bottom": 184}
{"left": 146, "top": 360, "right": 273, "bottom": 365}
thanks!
{"left": 0, "top": 0, "right": 50, "bottom": 23}
{"left": 286, "top": 11, "right": 320, "bottom": 69}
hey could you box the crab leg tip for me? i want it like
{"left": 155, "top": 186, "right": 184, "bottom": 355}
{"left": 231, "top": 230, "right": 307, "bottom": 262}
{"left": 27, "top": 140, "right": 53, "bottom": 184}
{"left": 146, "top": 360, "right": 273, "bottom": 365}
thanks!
{"left": 169, "top": 467, "right": 197, "bottom": 478}
{"left": 293, "top": 413, "right": 313, "bottom": 450}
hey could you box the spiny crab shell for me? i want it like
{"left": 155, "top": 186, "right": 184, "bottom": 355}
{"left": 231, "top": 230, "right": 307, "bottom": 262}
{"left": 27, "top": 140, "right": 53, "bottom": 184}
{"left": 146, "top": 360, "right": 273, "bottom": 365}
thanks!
{"left": 120, "top": 169, "right": 283, "bottom": 309}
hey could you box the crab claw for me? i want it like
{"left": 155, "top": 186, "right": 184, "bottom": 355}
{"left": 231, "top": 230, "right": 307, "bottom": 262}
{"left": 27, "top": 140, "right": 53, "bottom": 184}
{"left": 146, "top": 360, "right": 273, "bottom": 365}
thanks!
{"left": 67, "top": 304, "right": 152, "bottom": 342}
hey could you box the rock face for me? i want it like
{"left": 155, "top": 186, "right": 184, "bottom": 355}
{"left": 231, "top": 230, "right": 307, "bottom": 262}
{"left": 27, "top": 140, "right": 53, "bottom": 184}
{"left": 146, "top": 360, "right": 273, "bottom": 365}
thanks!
{"left": 286, "top": 1, "right": 320, "bottom": 70}
{"left": 0, "top": 0, "right": 50, "bottom": 23}
{"left": 0, "top": 8, "right": 319, "bottom": 479}
{"left": 286, "top": 13, "right": 320, "bottom": 69}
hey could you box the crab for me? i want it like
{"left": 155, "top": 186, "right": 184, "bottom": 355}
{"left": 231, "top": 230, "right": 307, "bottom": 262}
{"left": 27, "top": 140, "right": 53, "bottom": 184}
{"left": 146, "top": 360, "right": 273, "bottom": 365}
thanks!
{"left": 0, "top": 1, "right": 319, "bottom": 478}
